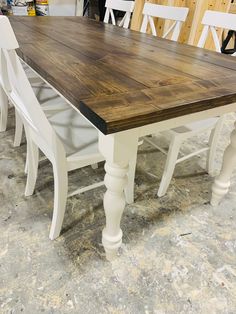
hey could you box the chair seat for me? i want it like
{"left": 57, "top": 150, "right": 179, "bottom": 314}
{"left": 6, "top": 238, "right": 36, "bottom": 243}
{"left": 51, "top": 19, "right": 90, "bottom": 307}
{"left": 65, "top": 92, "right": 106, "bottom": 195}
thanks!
{"left": 31, "top": 79, "right": 103, "bottom": 163}
{"left": 26, "top": 69, "right": 103, "bottom": 166}
{"left": 48, "top": 107, "right": 101, "bottom": 158}
{"left": 32, "top": 80, "right": 69, "bottom": 114}
{"left": 162, "top": 117, "right": 219, "bottom": 136}
{"left": 23, "top": 63, "right": 68, "bottom": 112}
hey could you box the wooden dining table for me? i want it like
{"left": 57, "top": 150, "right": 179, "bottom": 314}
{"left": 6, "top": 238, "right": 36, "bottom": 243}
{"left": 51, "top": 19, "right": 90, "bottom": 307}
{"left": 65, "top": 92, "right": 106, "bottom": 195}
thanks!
{"left": 9, "top": 16, "right": 236, "bottom": 259}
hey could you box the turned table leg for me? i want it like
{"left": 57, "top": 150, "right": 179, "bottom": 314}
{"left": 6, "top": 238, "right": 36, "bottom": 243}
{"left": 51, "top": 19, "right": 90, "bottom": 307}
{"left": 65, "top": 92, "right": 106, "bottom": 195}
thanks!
{"left": 102, "top": 161, "right": 128, "bottom": 260}
{"left": 98, "top": 130, "right": 138, "bottom": 260}
{"left": 211, "top": 121, "right": 236, "bottom": 206}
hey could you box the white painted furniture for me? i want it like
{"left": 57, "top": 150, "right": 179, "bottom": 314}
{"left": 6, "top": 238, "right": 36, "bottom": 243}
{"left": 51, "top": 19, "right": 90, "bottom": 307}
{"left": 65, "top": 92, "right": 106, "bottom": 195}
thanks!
{"left": 0, "top": 61, "right": 40, "bottom": 145}
{"left": 146, "top": 118, "right": 224, "bottom": 197}
{"left": 9, "top": 16, "right": 236, "bottom": 261}
{"left": 0, "top": 73, "right": 8, "bottom": 133}
{"left": 104, "top": 0, "right": 135, "bottom": 29}
{"left": 140, "top": 3, "right": 189, "bottom": 41}
{"left": 200, "top": 10, "right": 236, "bottom": 206}
{"left": 0, "top": 60, "right": 68, "bottom": 147}
{"left": 0, "top": 60, "right": 26, "bottom": 147}
{"left": 198, "top": 10, "right": 236, "bottom": 53}
{"left": 196, "top": 10, "right": 236, "bottom": 206}
{"left": 14, "top": 64, "right": 48, "bottom": 147}
{"left": 134, "top": 8, "right": 236, "bottom": 198}
{"left": 0, "top": 16, "right": 105, "bottom": 240}
{"left": 126, "top": 118, "right": 224, "bottom": 200}
{"left": 127, "top": 2, "right": 189, "bottom": 201}
{"left": 98, "top": 106, "right": 236, "bottom": 260}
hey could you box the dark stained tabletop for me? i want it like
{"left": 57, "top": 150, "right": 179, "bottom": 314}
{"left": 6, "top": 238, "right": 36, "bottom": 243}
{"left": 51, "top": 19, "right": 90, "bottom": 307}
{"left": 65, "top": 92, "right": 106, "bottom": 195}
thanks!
{"left": 9, "top": 16, "right": 236, "bottom": 135}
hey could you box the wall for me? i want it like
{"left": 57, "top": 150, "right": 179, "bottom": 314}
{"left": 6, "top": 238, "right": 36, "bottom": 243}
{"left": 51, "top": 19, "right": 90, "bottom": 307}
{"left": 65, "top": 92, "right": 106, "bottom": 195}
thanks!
{"left": 49, "top": 0, "right": 77, "bottom": 16}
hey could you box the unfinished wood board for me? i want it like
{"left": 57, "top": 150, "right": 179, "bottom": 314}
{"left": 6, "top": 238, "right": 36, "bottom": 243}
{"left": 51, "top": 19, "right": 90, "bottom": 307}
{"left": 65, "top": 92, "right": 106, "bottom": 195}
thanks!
{"left": 172, "top": 0, "right": 197, "bottom": 43}
{"left": 131, "top": 0, "right": 146, "bottom": 31}
{"left": 230, "top": 2, "right": 236, "bottom": 13}
{"left": 222, "top": 2, "right": 236, "bottom": 50}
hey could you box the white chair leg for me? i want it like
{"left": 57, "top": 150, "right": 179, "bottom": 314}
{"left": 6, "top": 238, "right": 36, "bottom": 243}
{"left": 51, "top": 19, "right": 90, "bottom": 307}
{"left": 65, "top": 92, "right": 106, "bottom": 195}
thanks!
{"left": 158, "top": 138, "right": 181, "bottom": 197}
{"left": 49, "top": 161, "right": 68, "bottom": 240}
{"left": 13, "top": 109, "right": 24, "bottom": 147}
{"left": 24, "top": 147, "right": 28, "bottom": 174}
{"left": 206, "top": 116, "right": 225, "bottom": 175}
{"left": 25, "top": 138, "right": 39, "bottom": 197}
{"left": 0, "top": 85, "right": 8, "bottom": 132}
{"left": 125, "top": 152, "right": 138, "bottom": 205}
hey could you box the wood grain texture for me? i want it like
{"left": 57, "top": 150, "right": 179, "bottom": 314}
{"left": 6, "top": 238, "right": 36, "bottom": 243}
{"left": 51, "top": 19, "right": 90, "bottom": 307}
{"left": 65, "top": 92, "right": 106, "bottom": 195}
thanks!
{"left": 9, "top": 16, "right": 236, "bottom": 135}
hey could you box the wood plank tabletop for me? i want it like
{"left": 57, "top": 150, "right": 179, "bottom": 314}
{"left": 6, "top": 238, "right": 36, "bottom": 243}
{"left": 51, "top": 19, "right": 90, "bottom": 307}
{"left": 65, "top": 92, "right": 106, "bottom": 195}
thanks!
{"left": 9, "top": 16, "right": 236, "bottom": 135}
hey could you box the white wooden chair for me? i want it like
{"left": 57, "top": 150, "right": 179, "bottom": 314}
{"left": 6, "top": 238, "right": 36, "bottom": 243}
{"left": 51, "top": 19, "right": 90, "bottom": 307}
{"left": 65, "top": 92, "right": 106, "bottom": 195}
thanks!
{"left": 0, "top": 16, "right": 105, "bottom": 240}
{"left": 104, "top": 0, "right": 135, "bottom": 29}
{"left": 198, "top": 10, "right": 236, "bottom": 54}
{"left": 0, "top": 58, "right": 63, "bottom": 147}
{"left": 0, "top": 62, "right": 24, "bottom": 144}
{"left": 140, "top": 3, "right": 189, "bottom": 41}
{"left": 128, "top": 9, "right": 236, "bottom": 199}
{"left": 0, "top": 73, "right": 8, "bottom": 133}
{"left": 0, "top": 56, "right": 27, "bottom": 147}
{"left": 126, "top": 2, "right": 189, "bottom": 203}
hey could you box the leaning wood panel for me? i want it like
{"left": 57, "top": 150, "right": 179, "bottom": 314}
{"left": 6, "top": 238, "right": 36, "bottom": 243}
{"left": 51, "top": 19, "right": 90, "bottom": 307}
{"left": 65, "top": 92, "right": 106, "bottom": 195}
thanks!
{"left": 172, "top": 0, "right": 197, "bottom": 43}
{"left": 230, "top": 2, "right": 236, "bottom": 13}
{"left": 222, "top": 2, "right": 236, "bottom": 49}
{"left": 154, "top": 0, "right": 170, "bottom": 37}
{"left": 131, "top": 0, "right": 147, "bottom": 31}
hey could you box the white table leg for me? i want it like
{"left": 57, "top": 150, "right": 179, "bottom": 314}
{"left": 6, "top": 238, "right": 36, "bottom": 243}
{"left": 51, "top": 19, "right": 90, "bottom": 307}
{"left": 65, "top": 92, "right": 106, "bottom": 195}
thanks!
{"left": 102, "top": 161, "right": 128, "bottom": 260}
{"left": 99, "top": 130, "right": 139, "bottom": 260}
{"left": 211, "top": 121, "right": 236, "bottom": 206}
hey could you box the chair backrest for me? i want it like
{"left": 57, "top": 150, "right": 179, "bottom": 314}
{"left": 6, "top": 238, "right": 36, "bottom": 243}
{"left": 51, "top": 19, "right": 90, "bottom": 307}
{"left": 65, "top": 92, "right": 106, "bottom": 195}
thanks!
{"left": 104, "top": 0, "right": 135, "bottom": 29}
{"left": 0, "top": 16, "right": 65, "bottom": 161}
{"left": 140, "top": 3, "right": 189, "bottom": 42}
{"left": 198, "top": 10, "right": 236, "bottom": 52}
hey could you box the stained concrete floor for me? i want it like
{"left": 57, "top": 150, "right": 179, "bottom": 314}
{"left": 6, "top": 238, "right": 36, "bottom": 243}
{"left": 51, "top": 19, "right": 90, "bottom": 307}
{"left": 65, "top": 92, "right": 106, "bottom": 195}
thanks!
{"left": 1, "top": 109, "right": 236, "bottom": 314}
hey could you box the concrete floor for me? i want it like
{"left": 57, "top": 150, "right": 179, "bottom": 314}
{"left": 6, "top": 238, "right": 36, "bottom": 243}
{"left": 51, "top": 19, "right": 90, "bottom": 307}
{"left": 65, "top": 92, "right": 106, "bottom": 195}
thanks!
{"left": 1, "top": 109, "right": 236, "bottom": 314}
